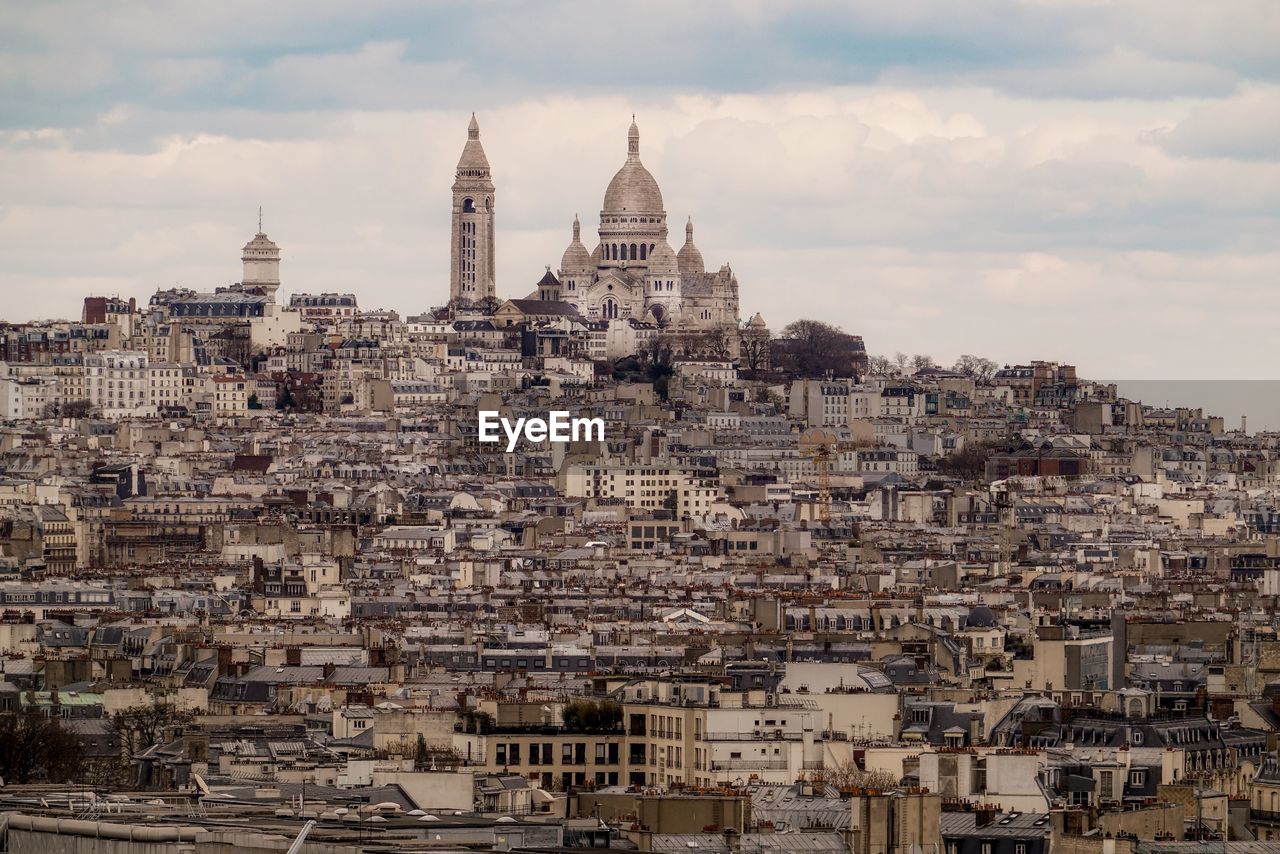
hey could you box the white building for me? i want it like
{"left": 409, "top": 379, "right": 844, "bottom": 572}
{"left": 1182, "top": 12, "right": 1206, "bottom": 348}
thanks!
{"left": 0, "top": 375, "right": 56, "bottom": 420}
{"left": 85, "top": 350, "right": 153, "bottom": 419}
{"left": 562, "top": 463, "right": 723, "bottom": 516}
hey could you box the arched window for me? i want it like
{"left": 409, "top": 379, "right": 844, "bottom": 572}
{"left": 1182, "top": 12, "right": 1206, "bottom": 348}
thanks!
{"left": 601, "top": 298, "right": 619, "bottom": 319}
{"left": 630, "top": 243, "right": 638, "bottom": 260}
{"left": 640, "top": 244, "right": 647, "bottom": 260}
{"left": 610, "top": 244, "right": 617, "bottom": 260}
{"left": 462, "top": 198, "right": 475, "bottom": 213}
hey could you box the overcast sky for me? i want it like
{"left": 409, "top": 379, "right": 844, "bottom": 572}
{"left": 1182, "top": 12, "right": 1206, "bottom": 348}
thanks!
{"left": 2, "top": 1, "right": 1278, "bottom": 378}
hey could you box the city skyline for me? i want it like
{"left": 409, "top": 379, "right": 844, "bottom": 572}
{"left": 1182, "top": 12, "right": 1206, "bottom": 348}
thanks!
{"left": 2, "top": 2, "right": 1278, "bottom": 379}
{"left": 4, "top": 6, "right": 1280, "bottom": 849}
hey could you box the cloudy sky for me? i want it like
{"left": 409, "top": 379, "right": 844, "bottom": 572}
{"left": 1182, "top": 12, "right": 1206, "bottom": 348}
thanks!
{"left": 2, "top": 1, "right": 1278, "bottom": 379}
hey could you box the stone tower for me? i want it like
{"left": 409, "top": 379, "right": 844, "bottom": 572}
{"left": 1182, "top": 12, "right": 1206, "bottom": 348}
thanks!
{"left": 242, "top": 208, "right": 281, "bottom": 303}
{"left": 450, "top": 113, "right": 496, "bottom": 305}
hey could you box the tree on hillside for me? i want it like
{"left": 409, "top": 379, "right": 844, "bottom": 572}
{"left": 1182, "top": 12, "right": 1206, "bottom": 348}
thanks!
{"left": 472, "top": 295, "right": 502, "bottom": 315}
{"left": 703, "top": 327, "right": 733, "bottom": 360}
{"left": 910, "top": 354, "right": 937, "bottom": 372}
{"left": 952, "top": 354, "right": 999, "bottom": 382}
{"left": 774, "top": 320, "right": 861, "bottom": 378}
{"left": 939, "top": 441, "right": 1005, "bottom": 482}
{"left": 640, "top": 337, "right": 676, "bottom": 400}
{"left": 740, "top": 326, "right": 772, "bottom": 374}
{"left": 866, "top": 354, "right": 893, "bottom": 376}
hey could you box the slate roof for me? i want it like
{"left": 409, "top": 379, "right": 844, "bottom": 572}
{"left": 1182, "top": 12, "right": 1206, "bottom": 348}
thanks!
{"left": 941, "top": 811, "right": 1052, "bottom": 838}
{"left": 503, "top": 299, "right": 581, "bottom": 317}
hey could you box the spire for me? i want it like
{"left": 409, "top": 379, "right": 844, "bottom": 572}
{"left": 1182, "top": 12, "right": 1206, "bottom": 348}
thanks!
{"left": 685, "top": 216, "right": 694, "bottom": 242}
{"left": 627, "top": 116, "right": 640, "bottom": 159}
{"left": 257, "top": 206, "right": 263, "bottom": 235}
{"left": 456, "top": 112, "right": 491, "bottom": 173}
{"left": 572, "top": 214, "right": 580, "bottom": 241}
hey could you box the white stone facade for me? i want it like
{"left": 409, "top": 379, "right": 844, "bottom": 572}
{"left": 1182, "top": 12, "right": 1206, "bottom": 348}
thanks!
{"left": 554, "top": 120, "right": 740, "bottom": 331}
{"left": 446, "top": 115, "right": 741, "bottom": 331}
{"left": 449, "top": 114, "right": 497, "bottom": 304}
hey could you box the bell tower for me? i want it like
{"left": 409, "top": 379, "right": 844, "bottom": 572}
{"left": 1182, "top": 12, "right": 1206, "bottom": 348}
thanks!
{"left": 450, "top": 113, "right": 496, "bottom": 305}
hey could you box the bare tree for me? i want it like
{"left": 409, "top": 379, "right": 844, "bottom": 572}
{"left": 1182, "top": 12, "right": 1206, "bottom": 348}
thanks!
{"left": 642, "top": 336, "right": 674, "bottom": 371}
{"left": 753, "top": 385, "right": 781, "bottom": 406}
{"left": 866, "top": 354, "right": 892, "bottom": 376}
{"left": 111, "top": 703, "right": 194, "bottom": 765}
{"left": 774, "top": 320, "right": 861, "bottom": 378}
{"left": 952, "top": 354, "right": 998, "bottom": 382}
{"left": 702, "top": 328, "right": 733, "bottom": 360}
{"left": 52, "top": 400, "right": 98, "bottom": 419}
{"left": 910, "top": 354, "right": 937, "bottom": 372}
{"left": 0, "top": 708, "right": 81, "bottom": 783}
{"left": 473, "top": 295, "right": 502, "bottom": 315}
{"left": 939, "top": 440, "right": 1005, "bottom": 482}
{"left": 740, "top": 327, "right": 772, "bottom": 373}
{"left": 819, "top": 757, "right": 901, "bottom": 791}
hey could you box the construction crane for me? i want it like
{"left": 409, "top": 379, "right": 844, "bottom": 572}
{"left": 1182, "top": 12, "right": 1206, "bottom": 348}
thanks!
{"left": 990, "top": 479, "right": 1019, "bottom": 575}
{"left": 799, "top": 428, "right": 839, "bottom": 523}
{"left": 287, "top": 820, "right": 317, "bottom": 854}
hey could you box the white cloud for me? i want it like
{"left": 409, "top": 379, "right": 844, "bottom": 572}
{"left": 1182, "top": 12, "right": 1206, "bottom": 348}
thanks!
{"left": 1149, "top": 86, "right": 1280, "bottom": 160}
{"left": 0, "top": 2, "right": 1277, "bottom": 379}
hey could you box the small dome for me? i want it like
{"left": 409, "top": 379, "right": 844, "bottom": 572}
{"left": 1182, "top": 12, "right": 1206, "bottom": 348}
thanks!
{"left": 748, "top": 312, "right": 767, "bottom": 328}
{"left": 560, "top": 215, "right": 592, "bottom": 271}
{"left": 648, "top": 241, "right": 678, "bottom": 275}
{"left": 966, "top": 604, "right": 997, "bottom": 628}
{"left": 678, "top": 217, "right": 704, "bottom": 275}
{"left": 602, "top": 120, "right": 664, "bottom": 213}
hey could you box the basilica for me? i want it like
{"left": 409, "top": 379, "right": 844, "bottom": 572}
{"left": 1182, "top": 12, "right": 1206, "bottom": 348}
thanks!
{"left": 449, "top": 115, "right": 741, "bottom": 331}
